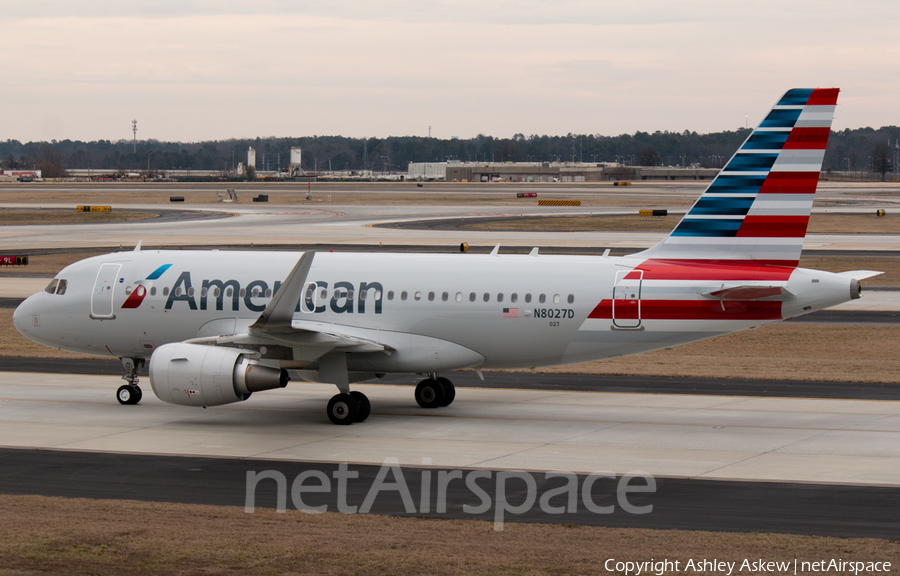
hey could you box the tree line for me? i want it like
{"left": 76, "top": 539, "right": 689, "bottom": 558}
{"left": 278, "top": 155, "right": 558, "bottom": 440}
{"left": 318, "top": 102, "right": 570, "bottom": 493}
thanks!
{"left": 1, "top": 126, "right": 897, "bottom": 178}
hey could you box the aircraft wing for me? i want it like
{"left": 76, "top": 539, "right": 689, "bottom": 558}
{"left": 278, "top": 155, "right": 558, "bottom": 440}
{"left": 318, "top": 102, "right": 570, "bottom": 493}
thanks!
{"left": 184, "top": 252, "right": 390, "bottom": 362}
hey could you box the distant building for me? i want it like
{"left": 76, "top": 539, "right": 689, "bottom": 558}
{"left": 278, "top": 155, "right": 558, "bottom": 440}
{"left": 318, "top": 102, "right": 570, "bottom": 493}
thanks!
{"left": 443, "top": 162, "right": 718, "bottom": 183}
{"left": 407, "top": 162, "right": 447, "bottom": 180}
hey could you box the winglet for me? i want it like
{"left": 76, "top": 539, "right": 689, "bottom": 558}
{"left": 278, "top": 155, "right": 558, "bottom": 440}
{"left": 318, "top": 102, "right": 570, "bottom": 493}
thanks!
{"left": 134, "top": 240, "right": 142, "bottom": 252}
{"left": 250, "top": 252, "right": 315, "bottom": 331}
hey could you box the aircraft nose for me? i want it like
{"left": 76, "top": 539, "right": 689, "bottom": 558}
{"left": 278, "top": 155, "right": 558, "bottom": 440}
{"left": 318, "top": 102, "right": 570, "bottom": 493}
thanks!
{"left": 13, "top": 296, "right": 36, "bottom": 336}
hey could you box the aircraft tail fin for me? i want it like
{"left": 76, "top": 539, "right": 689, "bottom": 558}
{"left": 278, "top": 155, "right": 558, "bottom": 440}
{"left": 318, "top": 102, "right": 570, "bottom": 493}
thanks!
{"left": 637, "top": 88, "right": 839, "bottom": 266}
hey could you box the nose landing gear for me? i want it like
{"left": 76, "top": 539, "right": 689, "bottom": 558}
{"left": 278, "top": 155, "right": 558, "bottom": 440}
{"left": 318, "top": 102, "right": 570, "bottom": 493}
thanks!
{"left": 116, "top": 358, "right": 144, "bottom": 405}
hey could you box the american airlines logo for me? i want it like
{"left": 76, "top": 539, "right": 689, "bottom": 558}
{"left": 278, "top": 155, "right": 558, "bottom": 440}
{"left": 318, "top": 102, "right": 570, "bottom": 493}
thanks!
{"left": 162, "top": 272, "right": 384, "bottom": 315}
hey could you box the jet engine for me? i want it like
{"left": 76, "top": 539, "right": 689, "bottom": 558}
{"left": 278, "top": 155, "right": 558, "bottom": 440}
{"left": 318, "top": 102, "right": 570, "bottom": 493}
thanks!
{"left": 149, "top": 343, "right": 288, "bottom": 407}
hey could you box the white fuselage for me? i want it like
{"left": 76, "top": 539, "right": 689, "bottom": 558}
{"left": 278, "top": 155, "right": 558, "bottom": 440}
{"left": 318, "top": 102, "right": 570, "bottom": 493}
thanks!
{"left": 13, "top": 249, "right": 857, "bottom": 376}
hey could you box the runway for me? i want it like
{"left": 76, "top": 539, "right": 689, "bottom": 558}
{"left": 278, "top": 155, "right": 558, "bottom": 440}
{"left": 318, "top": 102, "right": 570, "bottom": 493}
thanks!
{"left": 1, "top": 447, "right": 896, "bottom": 538}
{"left": 0, "top": 370, "right": 898, "bottom": 536}
{"left": 0, "top": 371, "right": 897, "bottom": 486}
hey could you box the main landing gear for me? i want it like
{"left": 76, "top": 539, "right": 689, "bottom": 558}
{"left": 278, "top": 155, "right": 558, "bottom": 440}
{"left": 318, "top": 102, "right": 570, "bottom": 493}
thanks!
{"left": 415, "top": 375, "right": 456, "bottom": 409}
{"left": 326, "top": 390, "right": 371, "bottom": 425}
{"left": 325, "top": 374, "right": 456, "bottom": 425}
{"left": 116, "top": 358, "right": 144, "bottom": 405}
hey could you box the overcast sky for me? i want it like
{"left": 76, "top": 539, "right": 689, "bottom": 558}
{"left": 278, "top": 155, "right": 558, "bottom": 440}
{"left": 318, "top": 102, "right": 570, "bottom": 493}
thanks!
{"left": 2, "top": 1, "right": 898, "bottom": 143}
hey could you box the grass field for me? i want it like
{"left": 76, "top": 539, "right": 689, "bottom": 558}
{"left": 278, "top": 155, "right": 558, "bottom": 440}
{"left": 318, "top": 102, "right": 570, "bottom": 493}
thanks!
{"left": 0, "top": 209, "right": 158, "bottom": 225}
{"left": 0, "top": 495, "right": 896, "bottom": 576}
{"left": 2, "top": 307, "right": 897, "bottom": 383}
{"left": 460, "top": 213, "right": 900, "bottom": 234}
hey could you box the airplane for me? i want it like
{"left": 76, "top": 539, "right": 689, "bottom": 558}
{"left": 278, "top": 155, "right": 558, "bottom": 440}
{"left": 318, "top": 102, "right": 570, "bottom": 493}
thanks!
{"left": 13, "top": 88, "right": 882, "bottom": 425}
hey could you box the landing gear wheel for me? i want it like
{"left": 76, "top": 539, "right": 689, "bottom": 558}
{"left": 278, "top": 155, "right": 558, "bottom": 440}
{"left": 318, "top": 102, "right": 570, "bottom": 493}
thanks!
{"left": 415, "top": 378, "right": 445, "bottom": 409}
{"left": 350, "top": 391, "right": 371, "bottom": 423}
{"left": 327, "top": 393, "right": 360, "bottom": 425}
{"left": 436, "top": 377, "right": 455, "bottom": 407}
{"left": 116, "top": 385, "right": 141, "bottom": 405}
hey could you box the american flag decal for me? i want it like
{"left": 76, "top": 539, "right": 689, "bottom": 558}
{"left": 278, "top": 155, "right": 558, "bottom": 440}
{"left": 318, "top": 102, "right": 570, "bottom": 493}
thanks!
{"left": 503, "top": 308, "right": 519, "bottom": 318}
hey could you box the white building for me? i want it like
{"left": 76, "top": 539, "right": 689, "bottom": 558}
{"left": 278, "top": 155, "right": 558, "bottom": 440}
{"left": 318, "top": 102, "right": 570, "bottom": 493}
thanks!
{"left": 407, "top": 162, "right": 447, "bottom": 180}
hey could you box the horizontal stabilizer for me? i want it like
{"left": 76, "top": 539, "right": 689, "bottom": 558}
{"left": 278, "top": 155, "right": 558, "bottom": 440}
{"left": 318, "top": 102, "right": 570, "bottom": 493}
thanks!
{"left": 702, "top": 285, "right": 793, "bottom": 301}
{"left": 836, "top": 270, "right": 883, "bottom": 280}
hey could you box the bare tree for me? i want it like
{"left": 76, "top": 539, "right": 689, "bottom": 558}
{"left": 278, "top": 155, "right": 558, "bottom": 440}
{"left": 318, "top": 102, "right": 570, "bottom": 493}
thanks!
{"left": 2, "top": 155, "right": 20, "bottom": 170}
{"left": 28, "top": 143, "right": 68, "bottom": 178}
{"left": 871, "top": 141, "right": 891, "bottom": 180}
{"left": 638, "top": 145, "right": 660, "bottom": 167}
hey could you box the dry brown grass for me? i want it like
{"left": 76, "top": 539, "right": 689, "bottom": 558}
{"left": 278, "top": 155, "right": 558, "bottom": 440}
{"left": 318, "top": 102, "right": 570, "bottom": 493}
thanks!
{"left": 0, "top": 209, "right": 158, "bottom": 225}
{"left": 460, "top": 213, "right": 900, "bottom": 234}
{"left": 799, "top": 256, "right": 900, "bottom": 286}
{"left": 1, "top": 307, "right": 898, "bottom": 383}
{"left": 538, "top": 324, "right": 900, "bottom": 383}
{"left": 0, "top": 185, "right": 699, "bottom": 208}
{"left": 0, "top": 494, "right": 896, "bottom": 576}
{"left": 807, "top": 213, "right": 900, "bottom": 233}
{"left": 0, "top": 251, "right": 110, "bottom": 274}
{"left": 462, "top": 215, "right": 680, "bottom": 232}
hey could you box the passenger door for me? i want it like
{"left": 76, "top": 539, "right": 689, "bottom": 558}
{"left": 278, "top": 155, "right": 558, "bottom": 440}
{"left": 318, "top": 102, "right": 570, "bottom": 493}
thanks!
{"left": 612, "top": 269, "right": 642, "bottom": 329}
{"left": 91, "top": 263, "right": 121, "bottom": 319}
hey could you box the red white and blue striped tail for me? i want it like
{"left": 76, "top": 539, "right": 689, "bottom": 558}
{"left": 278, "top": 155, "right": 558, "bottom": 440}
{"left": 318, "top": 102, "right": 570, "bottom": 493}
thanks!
{"left": 638, "top": 88, "right": 839, "bottom": 266}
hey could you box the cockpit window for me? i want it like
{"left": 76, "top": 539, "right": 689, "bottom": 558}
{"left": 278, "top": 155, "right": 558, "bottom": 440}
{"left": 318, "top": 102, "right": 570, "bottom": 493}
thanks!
{"left": 56, "top": 280, "right": 67, "bottom": 295}
{"left": 44, "top": 279, "right": 59, "bottom": 294}
{"left": 44, "top": 279, "right": 68, "bottom": 295}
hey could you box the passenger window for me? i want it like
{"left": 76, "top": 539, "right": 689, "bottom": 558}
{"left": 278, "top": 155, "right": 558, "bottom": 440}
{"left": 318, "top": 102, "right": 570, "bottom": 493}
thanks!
{"left": 511, "top": 293, "right": 517, "bottom": 303}
{"left": 188, "top": 287, "right": 195, "bottom": 297}
{"left": 240, "top": 288, "right": 246, "bottom": 297}
{"left": 163, "top": 287, "right": 170, "bottom": 296}
{"left": 387, "top": 291, "right": 394, "bottom": 300}
{"left": 539, "top": 294, "right": 546, "bottom": 303}
{"left": 125, "top": 286, "right": 133, "bottom": 295}
{"left": 375, "top": 290, "right": 382, "bottom": 300}
{"left": 56, "top": 280, "right": 67, "bottom": 295}
{"left": 44, "top": 279, "right": 58, "bottom": 294}
{"left": 497, "top": 293, "right": 504, "bottom": 303}
{"left": 414, "top": 291, "right": 422, "bottom": 301}
{"left": 483, "top": 293, "right": 490, "bottom": 302}
{"left": 320, "top": 288, "right": 327, "bottom": 300}
{"left": 225, "top": 287, "right": 232, "bottom": 297}
{"left": 360, "top": 290, "right": 367, "bottom": 300}
{"left": 265, "top": 289, "right": 272, "bottom": 298}
{"left": 525, "top": 294, "right": 532, "bottom": 303}
{"left": 428, "top": 291, "right": 435, "bottom": 301}
{"left": 401, "top": 291, "right": 408, "bottom": 301}
{"left": 150, "top": 287, "right": 156, "bottom": 296}
{"left": 213, "top": 287, "right": 220, "bottom": 297}
{"left": 200, "top": 287, "right": 207, "bottom": 297}
{"left": 456, "top": 292, "right": 462, "bottom": 302}
{"left": 252, "top": 288, "right": 260, "bottom": 297}
{"left": 469, "top": 292, "right": 476, "bottom": 302}
{"left": 553, "top": 294, "right": 560, "bottom": 304}
{"left": 442, "top": 292, "right": 449, "bottom": 301}
{"left": 568, "top": 294, "right": 574, "bottom": 304}
{"left": 347, "top": 289, "right": 354, "bottom": 300}
{"left": 175, "top": 287, "right": 183, "bottom": 297}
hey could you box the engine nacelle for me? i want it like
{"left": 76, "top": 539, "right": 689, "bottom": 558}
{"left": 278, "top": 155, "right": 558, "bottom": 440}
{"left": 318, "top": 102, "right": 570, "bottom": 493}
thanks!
{"left": 149, "top": 343, "right": 289, "bottom": 407}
